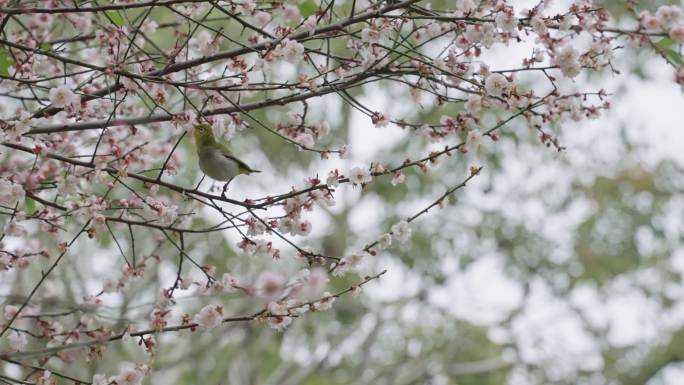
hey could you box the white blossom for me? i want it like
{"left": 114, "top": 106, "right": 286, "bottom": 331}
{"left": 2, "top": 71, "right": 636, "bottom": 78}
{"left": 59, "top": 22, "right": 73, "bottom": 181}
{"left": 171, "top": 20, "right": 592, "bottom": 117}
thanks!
{"left": 552, "top": 46, "right": 581, "bottom": 78}
{"left": 484, "top": 73, "right": 509, "bottom": 97}
{"left": 378, "top": 233, "right": 392, "bottom": 250}
{"left": 92, "top": 374, "right": 109, "bottom": 385}
{"left": 464, "top": 94, "right": 482, "bottom": 114}
{"left": 115, "top": 366, "right": 146, "bottom": 385}
{"left": 7, "top": 331, "right": 27, "bottom": 350}
{"left": 495, "top": 12, "right": 518, "bottom": 33}
{"left": 326, "top": 171, "right": 340, "bottom": 187}
{"left": 391, "top": 220, "right": 412, "bottom": 243}
{"left": 350, "top": 167, "right": 372, "bottom": 185}
{"left": 48, "top": 85, "right": 77, "bottom": 108}
{"left": 466, "top": 130, "right": 483, "bottom": 151}
{"left": 0, "top": 179, "right": 25, "bottom": 207}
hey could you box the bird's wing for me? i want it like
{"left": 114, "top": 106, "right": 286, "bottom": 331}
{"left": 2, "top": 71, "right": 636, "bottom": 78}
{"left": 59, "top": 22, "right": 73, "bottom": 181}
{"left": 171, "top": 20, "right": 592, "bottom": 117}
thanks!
{"left": 217, "top": 142, "right": 259, "bottom": 173}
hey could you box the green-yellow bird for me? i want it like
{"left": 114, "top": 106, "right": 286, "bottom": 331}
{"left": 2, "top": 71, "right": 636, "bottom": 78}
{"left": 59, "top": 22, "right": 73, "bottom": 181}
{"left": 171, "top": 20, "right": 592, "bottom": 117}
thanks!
{"left": 192, "top": 123, "right": 260, "bottom": 195}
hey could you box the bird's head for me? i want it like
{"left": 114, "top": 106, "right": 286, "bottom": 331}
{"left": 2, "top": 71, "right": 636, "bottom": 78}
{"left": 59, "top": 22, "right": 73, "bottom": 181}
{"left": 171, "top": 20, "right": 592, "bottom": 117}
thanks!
{"left": 193, "top": 123, "right": 216, "bottom": 146}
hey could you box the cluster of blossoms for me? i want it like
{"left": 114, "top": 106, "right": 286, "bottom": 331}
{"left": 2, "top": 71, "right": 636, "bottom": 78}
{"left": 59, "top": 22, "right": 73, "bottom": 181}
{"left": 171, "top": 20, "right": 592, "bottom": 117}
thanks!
{"left": 334, "top": 220, "right": 412, "bottom": 276}
{"left": 178, "top": 267, "right": 334, "bottom": 332}
{"left": 91, "top": 363, "right": 150, "bottom": 385}
{"left": 0, "top": 0, "right": 682, "bottom": 381}
{"left": 275, "top": 112, "right": 331, "bottom": 149}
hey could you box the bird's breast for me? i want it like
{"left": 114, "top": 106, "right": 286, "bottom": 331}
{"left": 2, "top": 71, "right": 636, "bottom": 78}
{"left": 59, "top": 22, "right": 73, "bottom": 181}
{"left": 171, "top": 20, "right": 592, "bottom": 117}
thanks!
{"left": 197, "top": 148, "right": 239, "bottom": 181}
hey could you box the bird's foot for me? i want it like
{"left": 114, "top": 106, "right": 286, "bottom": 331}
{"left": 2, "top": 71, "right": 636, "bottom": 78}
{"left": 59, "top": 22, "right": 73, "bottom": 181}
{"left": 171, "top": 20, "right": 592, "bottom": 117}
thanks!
{"left": 220, "top": 179, "right": 233, "bottom": 199}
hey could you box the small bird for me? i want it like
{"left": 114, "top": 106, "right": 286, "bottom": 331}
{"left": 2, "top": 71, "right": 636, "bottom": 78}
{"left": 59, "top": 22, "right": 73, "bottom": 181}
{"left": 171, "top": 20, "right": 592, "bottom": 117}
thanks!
{"left": 192, "top": 123, "right": 260, "bottom": 196}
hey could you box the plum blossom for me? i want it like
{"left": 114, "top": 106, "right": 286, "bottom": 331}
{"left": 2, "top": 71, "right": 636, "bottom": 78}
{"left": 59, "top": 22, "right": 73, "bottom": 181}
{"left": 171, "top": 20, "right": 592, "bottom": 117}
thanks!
{"left": 466, "top": 130, "right": 483, "bottom": 151}
{"left": 274, "top": 38, "right": 305, "bottom": 63}
{"left": 313, "top": 292, "right": 336, "bottom": 311}
{"left": 150, "top": 308, "right": 170, "bottom": 331}
{"left": 552, "top": 46, "right": 581, "bottom": 78}
{"left": 246, "top": 215, "right": 268, "bottom": 236}
{"left": 326, "top": 170, "right": 340, "bottom": 187}
{"left": 335, "top": 250, "right": 370, "bottom": 276}
{"left": 143, "top": 197, "right": 178, "bottom": 226}
{"left": 640, "top": 12, "right": 662, "bottom": 30}
{"left": 464, "top": 94, "right": 482, "bottom": 114}
{"left": 239, "top": 0, "right": 256, "bottom": 13}
{"left": 0, "top": 179, "right": 25, "bottom": 207}
{"left": 372, "top": 112, "right": 389, "bottom": 127}
{"left": 391, "top": 171, "right": 406, "bottom": 186}
{"left": 495, "top": 11, "right": 518, "bottom": 33}
{"left": 303, "top": 15, "right": 317, "bottom": 33}
{"left": 484, "top": 73, "right": 509, "bottom": 96}
{"left": 114, "top": 365, "right": 149, "bottom": 385}
{"left": 7, "top": 331, "right": 27, "bottom": 351}
{"left": 4, "top": 110, "right": 32, "bottom": 140}
{"left": 378, "top": 233, "right": 392, "bottom": 250}
{"left": 361, "top": 25, "right": 384, "bottom": 43}
{"left": 254, "top": 10, "right": 271, "bottom": 26}
{"left": 92, "top": 374, "right": 109, "bottom": 385}
{"left": 391, "top": 220, "right": 412, "bottom": 243}
{"left": 350, "top": 167, "right": 372, "bottom": 185}
{"left": 670, "top": 25, "right": 684, "bottom": 43}
{"left": 656, "top": 5, "right": 683, "bottom": 26}
{"left": 268, "top": 314, "right": 292, "bottom": 331}
{"left": 282, "top": 3, "right": 301, "bottom": 22}
{"left": 193, "top": 304, "right": 223, "bottom": 329}
{"left": 36, "top": 371, "right": 51, "bottom": 385}
{"left": 295, "top": 268, "right": 328, "bottom": 299}
{"left": 256, "top": 271, "right": 285, "bottom": 301}
{"left": 48, "top": 84, "right": 78, "bottom": 108}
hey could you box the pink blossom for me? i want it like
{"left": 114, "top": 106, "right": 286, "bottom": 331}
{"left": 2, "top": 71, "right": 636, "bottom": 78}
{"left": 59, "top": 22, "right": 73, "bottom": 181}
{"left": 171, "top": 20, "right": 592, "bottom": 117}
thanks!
{"left": 313, "top": 292, "right": 336, "bottom": 311}
{"left": 391, "top": 171, "right": 406, "bottom": 186}
{"left": 296, "top": 268, "right": 328, "bottom": 299}
{"left": 268, "top": 315, "right": 292, "bottom": 331}
{"left": 282, "top": 4, "right": 301, "bottom": 23}
{"left": 274, "top": 39, "right": 305, "bottom": 63}
{"left": 256, "top": 271, "right": 285, "bottom": 301}
{"left": 670, "top": 25, "right": 684, "bottom": 43}
{"left": 656, "top": 5, "right": 682, "bottom": 26}
{"left": 193, "top": 304, "right": 223, "bottom": 329}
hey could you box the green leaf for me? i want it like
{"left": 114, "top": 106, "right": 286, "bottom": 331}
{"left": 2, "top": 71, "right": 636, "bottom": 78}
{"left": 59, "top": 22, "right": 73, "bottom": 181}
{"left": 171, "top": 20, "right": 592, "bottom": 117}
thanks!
{"left": 24, "top": 197, "right": 36, "bottom": 215}
{"left": 655, "top": 37, "right": 684, "bottom": 65}
{"left": 0, "top": 48, "right": 13, "bottom": 77}
{"left": 663, "top": 47, "right": 683, "bottom": 65}
{"left": 106, "top": 10, "right": 125, "bottom": 26}
{"left": 656, "top": 37, "right": 675, "bottom": 49}
{"left": 299, "top": 0, "right": 318, "bottom": 18}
